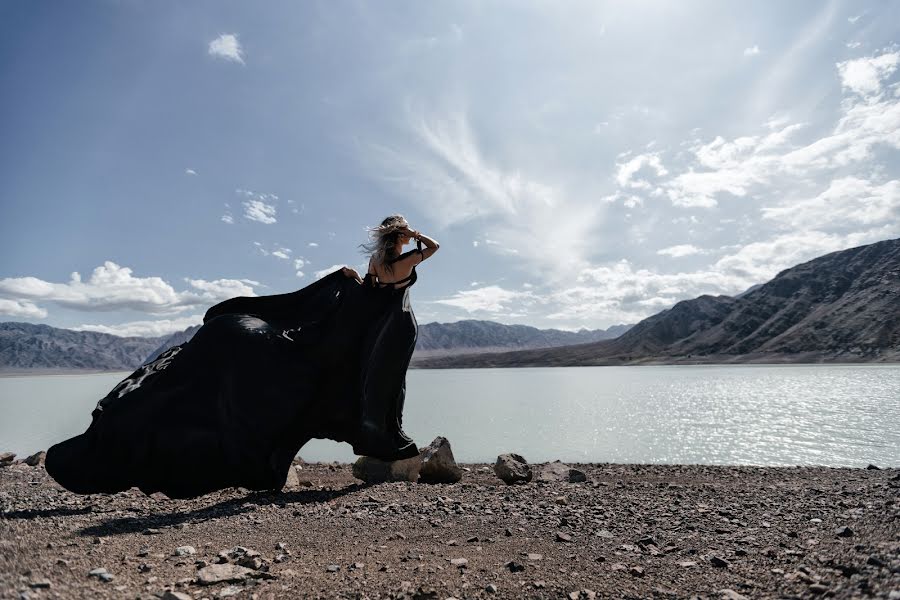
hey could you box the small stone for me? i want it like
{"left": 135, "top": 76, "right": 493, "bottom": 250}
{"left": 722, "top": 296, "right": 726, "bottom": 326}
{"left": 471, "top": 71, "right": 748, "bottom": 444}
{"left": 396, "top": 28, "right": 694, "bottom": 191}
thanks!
{"left": 98, "top": 573, "right": 114, "bottom": 583}
{"left": 196, "top": 563, "right": 253, "bottom": 585}
{"left": 137, "top": 546, "right": 150, "bottom": 557}
{"left": 505, "top": 561, "right": 525, "bottom": 572}
{"left": 709, "top": 555, "right": 729, "bottom": 568}
{"left": 556, "top": 532, "right": 573, "bottom": 543}
{"left": 595, "top": 529, "right": 614, "bottom": 538}
{"left": 538, "top": 460, "right": 587, "bottom": 483}
{"left": 142, "top": 528, "right": 162, "bottom": 535}
{"left": 173, "top": 545, "right": 196, "bottom": 557}
{"left": 161, "top": 592, "right": 193, "bottom": 600}
{"left": 275, "top": 542, "right": 288, "bottom": 551}
{"left": 28, "top": 580, "right": 50, "bottom": 589}
{"left": 678, "top": 561, "right": 698, "bottom": 567}
{"left": 554, "top": 496, "right": 568, "bottom": 505}
{"left": 526, "top": 553, "right": 543, "bottom": 561}
{"left": 23, "top": 451, "right": 46, "bottom": 467}
{"left": 0, "top": 452, "right": 15, "bottom": 466}
{"left": 834, "top": 525, "right": 854, "bottom": 537}
{"left": 450, "top": 558, "right": 468, "bottom": 568}
{"left": 494, "top": 453, "right": 533, "bottom": 484}
{"left": 865, "top": 463, "right": 880, "bottom": 469}
{"left": 138, "top": 563, "right": 152, "bottom": 573}
{"left": 719, "top": 590, "right": 749, "bottom": 600}
{"left": 629, "top": 565, "right": 645, "bottom": 577}
{"left": 809, "top": 583, "right": 829, "bottom": 595}
{"left": 867, "top": 555, "right": 885, "bottom": 567}
{"left": 485, "top": 584, "right": 498, "bottom": 593}
{"left": 349, "top": 562, "right": 365, "bottom": 570}
{"left": 326, "top": 564, "right": 340, "bottom": 572}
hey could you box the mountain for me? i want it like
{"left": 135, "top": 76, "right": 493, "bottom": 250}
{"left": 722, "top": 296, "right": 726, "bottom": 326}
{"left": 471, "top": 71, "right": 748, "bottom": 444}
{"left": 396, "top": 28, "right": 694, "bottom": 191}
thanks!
{"left": 0, "top": 319, "right": 632, "bottom": 373}
{"left": 414, "top": 320, "right": 630, "bottom": 356}
{"left": 0, "top": 323, "right": 166, "bottom": 372}
{"left": 414, "top": 238, "right": 900, "bottom": 368}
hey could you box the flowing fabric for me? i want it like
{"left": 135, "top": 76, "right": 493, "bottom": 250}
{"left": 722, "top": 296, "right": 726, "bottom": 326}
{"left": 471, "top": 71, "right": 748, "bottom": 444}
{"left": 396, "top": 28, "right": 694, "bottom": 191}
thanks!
{"left": 45, "top": 267, "right": 418, "bottom": 499}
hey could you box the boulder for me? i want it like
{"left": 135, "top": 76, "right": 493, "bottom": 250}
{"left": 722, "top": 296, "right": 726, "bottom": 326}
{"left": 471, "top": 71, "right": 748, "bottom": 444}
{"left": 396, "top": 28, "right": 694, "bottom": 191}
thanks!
{"left": 353, "top": 454, "right": 422, "bottom": 483}
{"left": 283, "top": 465, "right": 301, "bottom": 489}
{"left": 538, "top": 460, "right": 587, "bottom": 483}
{"left": 494, "top": 453, "right": 532, "bottom": 485}
{"left": 352, "top": 436, "right": 463, "bottom": 484}
{"left": 23, "top": 451, "right": 46, "bottom": 466}
{"left": 418, "top": 436, "right": 463, "bottom": 484}
{"left": 0, "top": 452, "right": 16, "bottom": 467}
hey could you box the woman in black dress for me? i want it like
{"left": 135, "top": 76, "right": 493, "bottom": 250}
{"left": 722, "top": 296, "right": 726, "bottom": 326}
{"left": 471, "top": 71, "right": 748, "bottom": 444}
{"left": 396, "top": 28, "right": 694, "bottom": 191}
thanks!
{"left": 44, "top": 215, "right": 439, "bottom": 498}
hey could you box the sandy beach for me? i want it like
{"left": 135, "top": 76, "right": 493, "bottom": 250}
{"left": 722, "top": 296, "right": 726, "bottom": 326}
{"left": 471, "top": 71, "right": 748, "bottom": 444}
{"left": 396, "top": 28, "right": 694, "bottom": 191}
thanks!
{"left": 1, "top": 459, "right": 898, "bottom": 599}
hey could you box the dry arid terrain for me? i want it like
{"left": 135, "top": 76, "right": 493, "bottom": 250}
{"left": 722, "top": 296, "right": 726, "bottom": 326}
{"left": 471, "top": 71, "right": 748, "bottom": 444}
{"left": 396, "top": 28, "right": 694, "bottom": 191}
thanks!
{"left": 1, "top": 459, "right": 898, "bottom": 599}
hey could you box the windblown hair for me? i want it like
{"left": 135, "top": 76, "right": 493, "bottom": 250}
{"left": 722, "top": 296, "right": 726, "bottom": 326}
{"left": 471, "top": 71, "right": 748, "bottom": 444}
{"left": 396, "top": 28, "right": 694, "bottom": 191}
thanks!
{"left": 359, "top": 214, "right": 408, "bottom": 273}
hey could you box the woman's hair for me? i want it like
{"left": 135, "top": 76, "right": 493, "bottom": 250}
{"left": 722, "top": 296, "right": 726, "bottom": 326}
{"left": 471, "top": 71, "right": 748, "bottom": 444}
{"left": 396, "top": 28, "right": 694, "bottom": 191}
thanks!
{"left": 359, "top": 214, "right": 408, "bottom": 272}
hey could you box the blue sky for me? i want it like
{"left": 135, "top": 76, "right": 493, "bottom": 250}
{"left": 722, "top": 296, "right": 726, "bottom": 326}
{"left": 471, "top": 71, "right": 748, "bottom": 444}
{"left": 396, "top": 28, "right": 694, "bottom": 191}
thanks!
{"left": 1, "top": 0, "right": 899, "bottom": 336}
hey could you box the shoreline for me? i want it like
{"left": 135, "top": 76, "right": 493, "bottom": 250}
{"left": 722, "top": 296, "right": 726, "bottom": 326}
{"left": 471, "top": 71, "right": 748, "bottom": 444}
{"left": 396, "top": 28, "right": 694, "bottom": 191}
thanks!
{"left": 3, "top": 359, "right": 900, "bottom": 378}
{"left": 2, "top": 461, "right": 897, "bottom": 599}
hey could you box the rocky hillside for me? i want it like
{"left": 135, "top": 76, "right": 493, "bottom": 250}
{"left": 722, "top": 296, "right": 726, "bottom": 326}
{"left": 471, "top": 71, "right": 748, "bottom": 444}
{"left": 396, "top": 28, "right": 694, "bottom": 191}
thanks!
{"left": 415, "top": 320, "right": 630, "bottom": 355}
{"left": 415, "top": 238, "right": 900, "bottom": 368}
{"left": 0, "top": 323, "right": 165, "bottom": 372}
{"left": 144, "top": 325, "right": 202, "bottom": 363}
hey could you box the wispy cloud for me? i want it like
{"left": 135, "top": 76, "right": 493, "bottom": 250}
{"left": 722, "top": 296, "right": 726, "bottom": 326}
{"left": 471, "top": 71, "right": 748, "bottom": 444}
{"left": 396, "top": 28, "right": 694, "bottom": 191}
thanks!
{"left": 657, "top": 244, "right": 704, "bottom": 258}
{"left": 743, "top": 45, "right": 760, "bottom": 56}
{"left": 242, "top": 199, "right": 277, "bottom": 224}
{"left": 208, "top": 33, "right": 245, "bottom": 64}
{"left": 0, "top": 298, "right": 47, "bottom": 319}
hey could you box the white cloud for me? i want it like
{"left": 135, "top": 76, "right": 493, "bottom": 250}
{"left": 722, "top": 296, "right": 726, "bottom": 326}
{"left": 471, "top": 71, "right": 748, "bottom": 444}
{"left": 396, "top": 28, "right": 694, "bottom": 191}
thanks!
{"left": 295, "top": 271, "right": 305, "bottom": 278}
{"left": 243, "top": 199, "right": 277, "bottom": 224}
{"left": 615, "top": 153, "right": 668, "bottom": 189}
{"left": 185, "top": 168, "right": 197, "bottom": 176}
{"left": 293, "top": 258, "right": 306, "bottom": 270}
{"left": 221, "top": 213, "right": 234, "bottom": 224}
{"left": 308, "top": 242, "right": 319, "bottom": 248}
{"left": 434, "top": 285, "right": 538, "bottom": 314}
{"left": 271, "top": 248, "right": 292, "bottom": 260}
{"left": 743, "top": 45, "right": 760, "bottom": 56}
{"left": 0, "top": 262, "right": 256, "bottom": 316}
{"left": 208, "top": 33, "right": 245, "bottom": 64}
{"left": 73, "top": 314, "right": 203, "bottom": 338}
{"left": 848, "top": 15, "right": 861, "bottom": 24}
{"left": 0, "top": 298, "right": 47, "bottom": 319}
{"left": 365, "top": 108, "right": 602, "bottom": 276}
{"left": 836, "top": 51, "right": 900, "bottom": 97}
{"left": 657, "top": 244, "right": 704, "bottom": 258}
{"left": 761, "top": 177, "right": 900, "bottom": 230}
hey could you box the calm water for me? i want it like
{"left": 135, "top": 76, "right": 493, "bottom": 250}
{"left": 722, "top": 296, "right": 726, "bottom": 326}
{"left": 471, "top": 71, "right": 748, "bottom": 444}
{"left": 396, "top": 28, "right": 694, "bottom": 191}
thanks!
{"left": 1, "top": 365, "right": 898, "bottom": 467}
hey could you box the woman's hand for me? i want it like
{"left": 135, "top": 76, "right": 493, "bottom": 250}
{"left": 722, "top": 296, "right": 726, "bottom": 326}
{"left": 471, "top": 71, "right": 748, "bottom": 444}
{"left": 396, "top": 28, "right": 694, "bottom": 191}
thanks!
{"left": 341, "top": 266, "right": 363, "bottom": 284}
{"left": 399, "top": 225, "right": 419, "bottom": 239}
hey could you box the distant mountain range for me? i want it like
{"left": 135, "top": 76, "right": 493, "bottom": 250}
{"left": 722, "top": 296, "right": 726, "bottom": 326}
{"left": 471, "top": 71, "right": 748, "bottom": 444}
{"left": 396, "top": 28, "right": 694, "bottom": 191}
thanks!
{"left": 0, "top": 323, "right": 165, "bottom": 372}
{"left": 415, "top": 238, "right": 900, "bottom": 368}
{"left": 0, "top": 319, "right": 632, "bottom": 373}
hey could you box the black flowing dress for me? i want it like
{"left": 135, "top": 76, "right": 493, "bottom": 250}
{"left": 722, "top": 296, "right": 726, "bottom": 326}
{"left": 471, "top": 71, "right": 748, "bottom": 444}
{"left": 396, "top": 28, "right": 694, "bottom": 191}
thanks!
{"left": 45, "top": 254, "right": 421, "bottom": 499}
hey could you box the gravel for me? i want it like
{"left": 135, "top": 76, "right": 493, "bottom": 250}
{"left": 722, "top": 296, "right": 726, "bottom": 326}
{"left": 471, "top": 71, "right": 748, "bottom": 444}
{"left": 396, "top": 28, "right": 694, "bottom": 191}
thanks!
{"left": 1, "top": 459, "right": 898, "bottom": 598}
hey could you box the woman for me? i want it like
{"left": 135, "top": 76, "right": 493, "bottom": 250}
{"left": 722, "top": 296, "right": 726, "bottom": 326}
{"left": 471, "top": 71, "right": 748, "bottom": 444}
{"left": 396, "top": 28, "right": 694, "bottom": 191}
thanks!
{"left": 354, "top": 215, "right": 440, "bottom": 460}
{"left": 44, "top": 215, "right": 439, "bottom": 498}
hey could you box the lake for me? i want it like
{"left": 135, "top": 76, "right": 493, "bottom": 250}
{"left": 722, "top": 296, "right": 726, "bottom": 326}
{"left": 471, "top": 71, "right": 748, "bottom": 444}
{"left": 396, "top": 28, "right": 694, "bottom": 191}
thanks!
{"left": 1, "top": 365, "right": 898, "bottom": 467}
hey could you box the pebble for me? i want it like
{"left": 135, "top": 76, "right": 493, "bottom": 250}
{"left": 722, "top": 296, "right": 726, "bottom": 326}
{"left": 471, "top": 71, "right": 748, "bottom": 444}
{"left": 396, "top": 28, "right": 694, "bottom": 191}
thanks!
{"left": 629, "top": 565, "right": 645, "bottom": 577}
{"left": 161, "top": 592, "right": 193, "bottom": 600}
{"left": 834, "top": 525, "right": 854, "bottom": 537}
{"left": 485, "top": 583, "right": 498, "bottom": 593}
{"left": 326, "top": 564, "right": 340, "bottom": 572}
{"left": 526, "top": 553, "right": 543, "bottom": 561}
{"left": 709, "top": 555, "right": 730, "bottom": 568}
{"left": 505, "top": 560, "right": 525, "bottom": 572}
{"left": 719, "top": 590, "right": 749, "bottom": 600}
{"left": 196, "top": 563, "right": 253, "bottom": 585}
{"left": 173, "top": 545, "right": 196, "bottom": 556}
{"left": 556, "top": 532, "right": 573, "bottom": 543}
{"left": 28, "top": 580, "right": 50, "bottom": 589}
{"left": 450, "top": 558, "right": 468, "bottom": 568}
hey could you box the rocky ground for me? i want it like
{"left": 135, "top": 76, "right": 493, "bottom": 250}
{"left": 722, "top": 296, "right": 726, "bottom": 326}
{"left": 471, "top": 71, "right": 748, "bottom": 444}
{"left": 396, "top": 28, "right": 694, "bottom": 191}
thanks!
{"left": 1, "top": 457, "right": 898, "bottom": 600}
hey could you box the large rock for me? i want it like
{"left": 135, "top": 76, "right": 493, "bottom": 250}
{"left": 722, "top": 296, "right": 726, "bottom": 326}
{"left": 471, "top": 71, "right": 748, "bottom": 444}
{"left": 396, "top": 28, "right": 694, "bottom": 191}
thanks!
{"left": 283, "top": 465, "right": 300, "bottom": 489}
{"left": 419, "top": 436, "right": 463, "bottom": 484}
{"left": 494, "top": 453, "right": 532, "bottom": 485}
{"left": 0, "top": 452, "right": 16, "bottom": 467}
{"left": 23, "top": 451, "right": 46, "bottom": 466}
{"left": 352, "top": 436, "right": 463, "bottom": 484}
{"left": 196, "top": 563, "right": 254, "bottom": 585}
{"left": 537, "top": 460, "right": 587, "bottom": 483}
{"left": 353, "top": 454, "right": 422, "bottom": 483}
